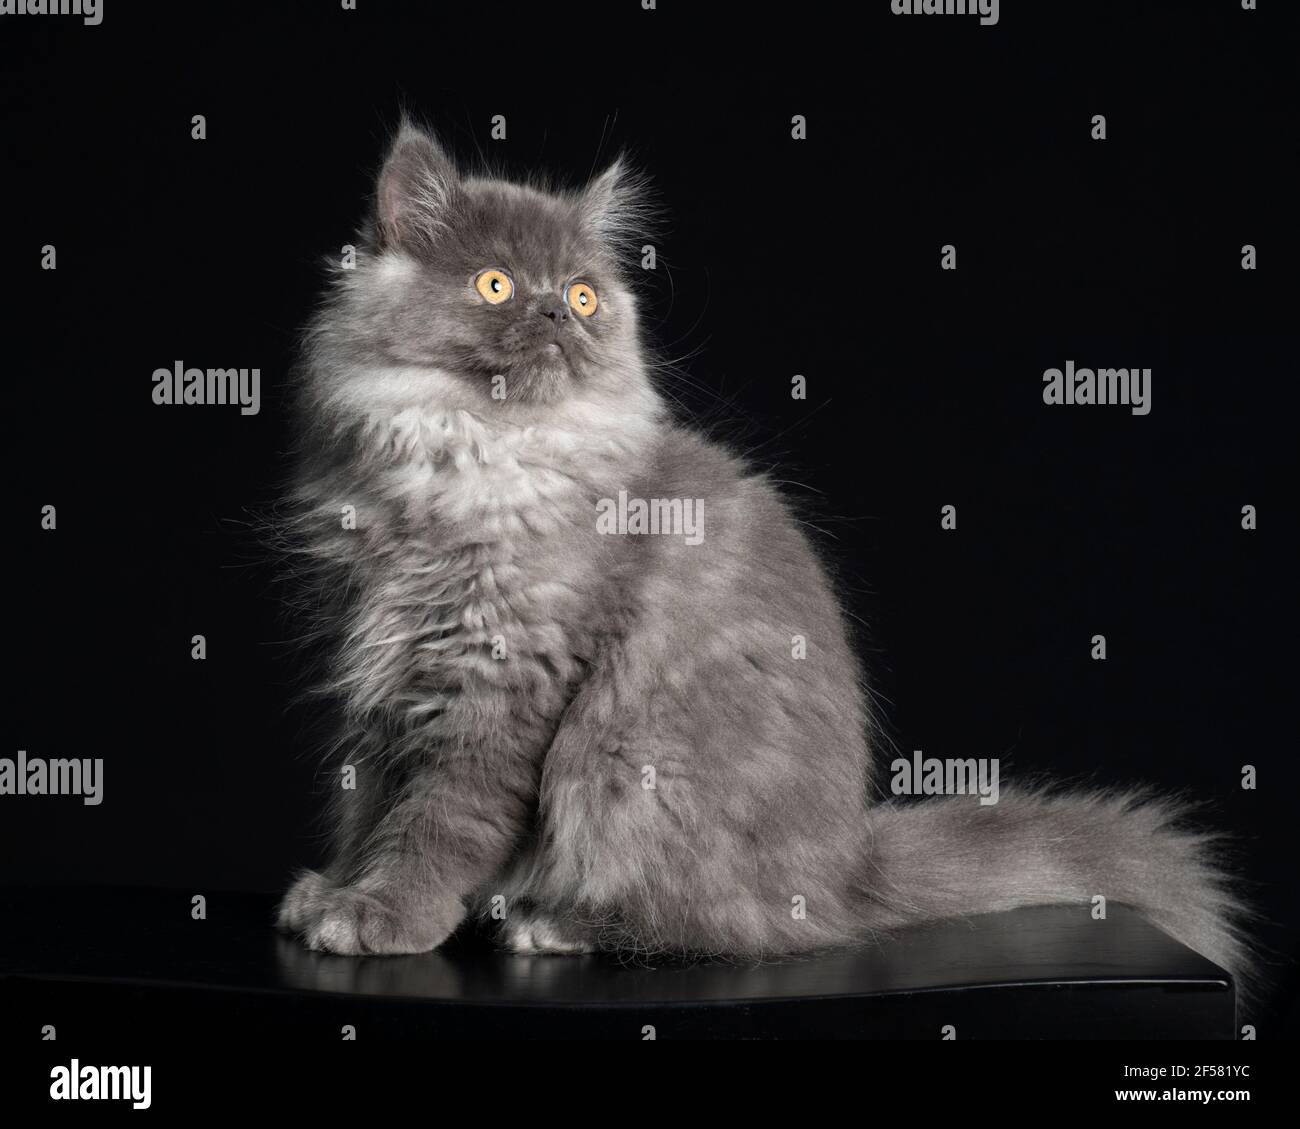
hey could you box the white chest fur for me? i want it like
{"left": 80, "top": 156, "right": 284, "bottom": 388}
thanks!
{"left": 334, "top": 406, "right": 620, "bottom": 721}
{"left": 363, "top": 407, "right": 597, "bottom": 535}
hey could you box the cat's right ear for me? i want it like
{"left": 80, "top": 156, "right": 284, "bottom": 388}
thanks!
{"left": 374, "top": 121, "right": 459, "bottom": 250}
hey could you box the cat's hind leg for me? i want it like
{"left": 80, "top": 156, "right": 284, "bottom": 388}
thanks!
{"left": 497, "top": 905, "right": 599, "bottom": 954}
{"left": 531, "top": 631, "right": 872, "bottom": 960}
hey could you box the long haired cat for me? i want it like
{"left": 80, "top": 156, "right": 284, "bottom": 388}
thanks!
{"left": 276, "top": 120, "right": 1247, "bottom": 977}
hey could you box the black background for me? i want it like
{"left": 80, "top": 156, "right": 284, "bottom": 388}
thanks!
{"left": 3, "top": 1, "right": 1295, "bottom": 1029}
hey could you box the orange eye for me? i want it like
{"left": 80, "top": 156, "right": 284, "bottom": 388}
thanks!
{"left": 566, "top": 281, "right": 598, "bottom": 317}
{"left": 474, "top": 269, "right": 513, "bottom": 304}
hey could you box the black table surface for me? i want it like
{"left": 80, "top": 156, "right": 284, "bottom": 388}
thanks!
{"left": 0, "top": 885, "right": 1236, "bottom": 1040}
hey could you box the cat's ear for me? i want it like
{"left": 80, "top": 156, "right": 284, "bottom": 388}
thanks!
{"left": 375, "top": 120, "right": 459, "bottom": 249}
{"left": 578, "top": 156, "right": 646, "bottom": 247}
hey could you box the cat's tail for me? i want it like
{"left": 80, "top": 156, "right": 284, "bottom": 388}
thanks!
{"left": 860, "top": 785, "right": 1252, "bottom": 982}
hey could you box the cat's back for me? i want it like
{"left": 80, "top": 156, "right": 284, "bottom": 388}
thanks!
{"left": 639, "top": 423, "right": 853, "bottom": 634}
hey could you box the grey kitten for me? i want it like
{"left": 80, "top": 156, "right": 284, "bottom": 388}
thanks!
{"left": 276, "top": 120, "right": 1247, "bottom": 977}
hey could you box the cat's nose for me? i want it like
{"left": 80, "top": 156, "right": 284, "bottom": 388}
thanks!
{"left": 540, "top": 304, "right": 569, "bottom": 324}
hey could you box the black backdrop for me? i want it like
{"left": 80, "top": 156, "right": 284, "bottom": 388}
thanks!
{"left": 3, "top": 1, "right": 1295, "bottom": 1028}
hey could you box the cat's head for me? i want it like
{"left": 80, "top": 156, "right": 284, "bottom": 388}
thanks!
{"left": 310, "top": 120, "right": 653, "bottom": 415}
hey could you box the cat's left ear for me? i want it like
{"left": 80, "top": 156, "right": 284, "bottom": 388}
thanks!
{"left": 578, "top": 156, "right": 644, "bottom": 246}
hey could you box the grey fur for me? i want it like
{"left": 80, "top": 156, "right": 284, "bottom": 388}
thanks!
{"left": 275, "top": 121, "right": 1249, "bottom": 980}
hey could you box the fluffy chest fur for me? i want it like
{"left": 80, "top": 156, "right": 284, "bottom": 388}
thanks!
{"left": 324, "top": 404, "right": 641, "bottom": 731}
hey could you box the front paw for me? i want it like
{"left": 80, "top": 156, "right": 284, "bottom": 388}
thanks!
{"left": 276, "top": 868, "right": 334, "bottom": 935}
{"left": 278, "top": 874, "right": 464, "bottom": 956}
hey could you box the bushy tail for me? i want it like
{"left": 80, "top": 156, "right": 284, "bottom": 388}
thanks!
{"left": 863, "top": 785, "right": 1251, "bottom": 981}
